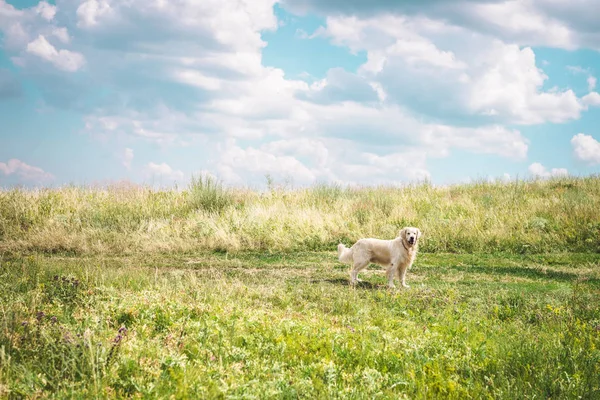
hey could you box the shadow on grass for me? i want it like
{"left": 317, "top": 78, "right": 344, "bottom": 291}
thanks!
{"left": 448, "top": 264, "right": 600, "bottom": 285}
{"left": 314, "top": 277, "right": 380, "bottom": 290}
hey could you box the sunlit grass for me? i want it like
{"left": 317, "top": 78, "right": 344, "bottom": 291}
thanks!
{"left": 1, "top": 175, "right": 599, "bottom": 255}
{"left": 1, "top": 252, "right": 599, "bottom": 398}
{"left": 1, "top": 176, "right": 599, "bottom": 398}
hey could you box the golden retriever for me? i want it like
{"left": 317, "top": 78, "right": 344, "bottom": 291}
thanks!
{"left": 337, "top": 227, "right": 422, "bottom": 288}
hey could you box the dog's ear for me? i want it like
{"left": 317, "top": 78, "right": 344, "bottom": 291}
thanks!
{"left": 399, "top": 228, "right": 407, "bottom": 239}
{"left": 417, "top": 228, "right": 422, "bottom": 239}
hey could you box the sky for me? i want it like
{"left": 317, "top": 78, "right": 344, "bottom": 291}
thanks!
{"left": 1, "top": 0, "right": 600, "bottom": 189}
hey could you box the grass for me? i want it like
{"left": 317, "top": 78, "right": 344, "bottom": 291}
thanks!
{"left": 1, "top": 176, "right": 600, "bottom": 398}
{"left": 1, "top": 252, "right": 599, "bottom": 398}
{"left": 0, "top": 175, "right": 599, "bottom": 255}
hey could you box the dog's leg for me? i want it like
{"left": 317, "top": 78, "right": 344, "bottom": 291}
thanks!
{"left": 398, "top": 263, "right": 410, "bottom": 288}
{"left": 350, "top": 260, "right": 368, "bottom": 285}
{"left": 386, "top": 263, "right": 397, "bottom": 288}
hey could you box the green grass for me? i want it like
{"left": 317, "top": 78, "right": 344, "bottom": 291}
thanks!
{"left": 1, "top": 251, "right": 599, "bottom": 398}
{"left": 1, "top": 177, "right": 600, "bottom": 398}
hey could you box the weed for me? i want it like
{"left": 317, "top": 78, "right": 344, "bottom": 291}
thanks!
{"left": 187, "top": 174, "right": 233, "bottom": 214}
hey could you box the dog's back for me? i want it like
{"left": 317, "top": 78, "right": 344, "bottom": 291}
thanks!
{"left": 338, "top": 238, "right": 394, "bottom": 265}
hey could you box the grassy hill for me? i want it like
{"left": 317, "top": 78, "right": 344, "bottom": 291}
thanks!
{"left": 1, "top": 175, "right": 600, "bottom": 255}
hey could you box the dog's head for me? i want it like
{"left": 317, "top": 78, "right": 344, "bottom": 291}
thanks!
{"left": 400, "top": 227, "right": 421, "bottom": 246}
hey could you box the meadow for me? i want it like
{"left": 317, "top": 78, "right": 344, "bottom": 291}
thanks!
{"left": 1, "top": 176, "right": 599, "bottom": 398}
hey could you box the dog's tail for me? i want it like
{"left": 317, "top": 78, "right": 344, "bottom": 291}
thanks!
{"left": 337, "top": 243, "right": 353, "bottom": 264}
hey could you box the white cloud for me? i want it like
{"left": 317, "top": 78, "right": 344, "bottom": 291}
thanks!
{"left": 528, "top": 162, "right": 568, "bottom": 178}
{"left": 172, "top": 69, "right": 222, "bottom": 91}
{"left": 588, "top": 76, "right": 597, "bottom": 91}
{"left": 581, "top": 92, "right": 600, "bottom": 108}
{"left": 217, "top": 140, "right": 318, "bottom": 186}
{"left": 145, "top": 162, "right": 184, "bottom": 183}
{"left": 52, "top": 27, "right": 70, "bottom": 44}
{"left": 35, "top": 1, "right": 56, "bottom": 21}
{"left": 0, "top": 1, "right": 27, "bottom": 50}
{"left": 76, "top": 0, "right": 112, "bottom": 28}
{"left": 0, "top": 158, "right": 54, "bottom": 182}
{"left": 571, "top": 133, "right": 600, "bottom": 165}
{"left": 214, "top": 137, "right": 432, "bottom": 187}
{"left": 75, "top": 0, "right": 278, "bottom": 52}
{"left": 466, "top": 43, "right": 582, "bottom": 124}
{"left": 282, "top": 0, "right": 600, "bottom": 50}
{"left": 316, "top": 16, "right": 588, "bottom": 125}
{"left": 121, "top": 148, "right": 134, "bottom": 169}
{"left": 463, "top": 0, "right": 575, "bottom": 49}
{"left": 26, "top": 35, "right": 85, "bottom": 72}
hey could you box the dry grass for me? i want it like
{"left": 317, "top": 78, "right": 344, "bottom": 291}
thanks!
{"left": 1, "top": 175, "right": 599, "bottom": 255}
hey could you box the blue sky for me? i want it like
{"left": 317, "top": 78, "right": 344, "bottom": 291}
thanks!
{"left": 1, "top": 0, "right": 600, "bottom": 188}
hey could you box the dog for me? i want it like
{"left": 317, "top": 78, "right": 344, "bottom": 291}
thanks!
{"left": 337, "top": 227, "right": 422, "bottom": 288}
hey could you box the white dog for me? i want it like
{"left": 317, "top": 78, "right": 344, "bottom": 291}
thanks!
{"left": 337, "top": 227, "right": 422, "bottom": 288}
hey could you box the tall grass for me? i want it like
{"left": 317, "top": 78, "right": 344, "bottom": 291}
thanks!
{"left": 187, "top": 174, "right": 233, "bottom": 214}
{"left": 1, "top": 176, "right": 599, "bottom": 255}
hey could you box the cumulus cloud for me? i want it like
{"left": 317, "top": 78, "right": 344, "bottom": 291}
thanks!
{"left": 312, "top": 16, "right": 592, "bottom": 125}
{"left": 35, "top": 1, "right": 56, "bottom": 21}
{"left": 74, "top": 0, "right": 278, "bottom": 51}
{"left": 52, "top": 27, "right": 70, "bottom": 44}
{"left": 528, "top": 162, "right": 568, "bottom": 178}
{"left": 0, "top": 158, "right": 54, "bottom": 182}
{"left": 2, "top": 0, "right": 594, "bottom": 188}
{"left": 26, "top": 35, "right": 85, "bottom": 71}
{"left": 217, "top": 140, "right": 318, "bottom": 186}
{"left": 145, "top": 162, "right": 184, "bottom": 183}
{"left": 282, "top": 0, "right": 600, "bottom": 50}
{"left": 215, "top": 137, "right": 431, "bottom": 187}
{"left": 581, "top": 92, "right": 600, "bottom": 108}
{"left": 76, "top": 0, "right": 112, "bottom": 28}
{"left": 571, "top": 133, "right": 600, "bottom": 165}
{"left": 297, "top": 68, "right": 379, "bottom": 104}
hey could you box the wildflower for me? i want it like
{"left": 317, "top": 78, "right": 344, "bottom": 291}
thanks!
{"left": 36, "top": 311, "right": 45, "bottom": 322}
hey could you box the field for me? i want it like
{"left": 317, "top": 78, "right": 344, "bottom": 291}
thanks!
{"left": 1, "top": 176, "right": 599, "bottom": 398}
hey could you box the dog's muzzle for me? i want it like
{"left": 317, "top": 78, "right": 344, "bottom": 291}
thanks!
{"left": 408, "top": 238, "right": 415, "bottom": 244}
